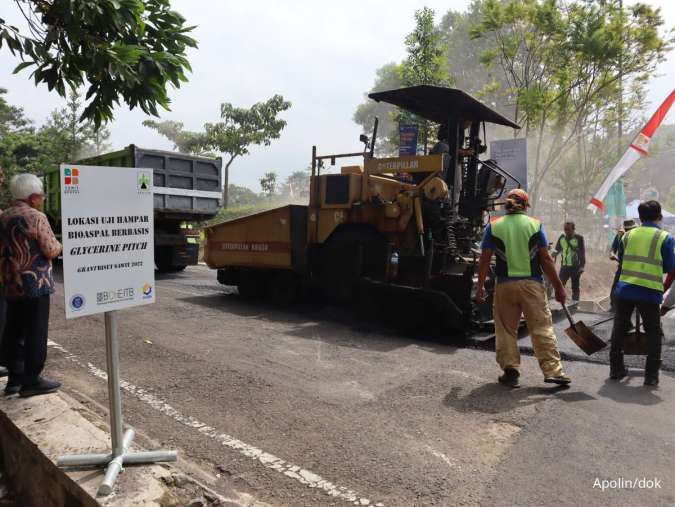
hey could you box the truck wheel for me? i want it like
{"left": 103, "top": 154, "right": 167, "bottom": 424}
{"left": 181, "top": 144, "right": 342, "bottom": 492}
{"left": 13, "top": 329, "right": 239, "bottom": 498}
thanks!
{"left": 268, "top": 271, "right": 299, "bottom": 306}
{"left": 237, "top": 271, "right": 268, "bottom": 299}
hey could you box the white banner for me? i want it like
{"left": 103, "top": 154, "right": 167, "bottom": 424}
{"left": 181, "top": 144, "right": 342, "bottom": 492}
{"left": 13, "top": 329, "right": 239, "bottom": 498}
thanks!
{"left": 588, "top": 147, "right": 640, "bottom": 212}
{"left": 61, "top": 164, "right": 156, "bottom": 319}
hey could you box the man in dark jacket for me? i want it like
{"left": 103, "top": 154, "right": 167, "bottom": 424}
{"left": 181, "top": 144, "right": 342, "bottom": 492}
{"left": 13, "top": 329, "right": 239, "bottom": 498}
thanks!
{"left": 553, "top": 222, "right": 585, "bottom": 301}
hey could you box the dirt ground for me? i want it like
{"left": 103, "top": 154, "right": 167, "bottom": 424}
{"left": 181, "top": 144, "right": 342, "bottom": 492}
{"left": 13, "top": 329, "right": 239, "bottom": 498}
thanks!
{"left": 578, "top": 257, "right": 617, "bottom": 300}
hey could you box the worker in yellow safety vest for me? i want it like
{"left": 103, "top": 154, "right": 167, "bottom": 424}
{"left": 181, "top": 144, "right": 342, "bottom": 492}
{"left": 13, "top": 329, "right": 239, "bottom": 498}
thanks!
{"left": 610, "top": 200, "right": 675, "bottom": 386}
{"left": 476, "top": 189, "right": 571, "bottom": 388}
{"left": 552, "top": 222, "right": 585, "bottom": 301}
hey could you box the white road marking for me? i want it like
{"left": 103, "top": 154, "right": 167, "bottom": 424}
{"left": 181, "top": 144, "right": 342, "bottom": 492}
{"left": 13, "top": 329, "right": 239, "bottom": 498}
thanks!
{"left": 425, "top": 445, "right": 461, "bottom": 471}
{"left": 47, "top": 340, "right": 380, "bottom": 506}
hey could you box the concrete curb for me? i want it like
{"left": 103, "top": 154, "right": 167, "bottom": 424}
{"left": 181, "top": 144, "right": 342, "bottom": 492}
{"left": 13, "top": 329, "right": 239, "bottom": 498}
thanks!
{"left": 0, "top": 406, "right": 98, "bottom": 507}
{"left": 0, "top": 385, "right": 264, "bottom": 507}
{"left": 0, "top": 388, "right": 173, "bottom": 506}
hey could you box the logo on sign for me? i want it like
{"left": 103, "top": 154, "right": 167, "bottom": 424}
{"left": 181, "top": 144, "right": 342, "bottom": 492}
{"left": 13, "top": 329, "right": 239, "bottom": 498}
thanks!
{"left": 137, "top": 171, "right": 152, "bottom": 193}
{"left": 70, "top": 294, "right": 86, "bottom": 311}
{"left": 142, "top": 283, "right": 153, "bottom": 299}
{"left": 96, "top": 288, "right": 135, "bottom": 305}
{"left": 63, "top": 167, "right": 80, "bottom": 193}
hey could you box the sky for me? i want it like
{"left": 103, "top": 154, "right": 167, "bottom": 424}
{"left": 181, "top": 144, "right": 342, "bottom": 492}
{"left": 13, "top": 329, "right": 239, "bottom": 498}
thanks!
{"left": 1, "top": 0, "right": 674, "bottom": 191}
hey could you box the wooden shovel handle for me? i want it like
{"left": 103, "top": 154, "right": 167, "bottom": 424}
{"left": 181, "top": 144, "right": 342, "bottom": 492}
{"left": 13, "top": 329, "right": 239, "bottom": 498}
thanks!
{"left": 562, "top": 303, "right": 576, "bottom": 329}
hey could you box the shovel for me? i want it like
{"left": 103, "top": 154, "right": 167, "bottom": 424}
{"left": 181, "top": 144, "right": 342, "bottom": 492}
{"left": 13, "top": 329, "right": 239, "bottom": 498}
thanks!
{"left": 623, "top": 312, "right": 649, "bottom": 355}
{"left": 562, "top": 303, "right": 607, "bottom": 355}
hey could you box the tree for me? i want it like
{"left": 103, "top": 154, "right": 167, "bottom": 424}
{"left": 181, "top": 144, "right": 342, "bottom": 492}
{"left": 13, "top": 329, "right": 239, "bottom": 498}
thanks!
{"left": 281, "top": 169, "right": 311, "bottom": 200}
{"left": 0, "top": 89, "right": 41, "bottom": 206}
{"left": 259, "top": 171, "right": 277, "bottom": 199}
{"left": 401, "top": 7, "right": 448, "bottom": 88}
{"left": 399, "top": 7, "right": 448, "bottom": 154}
{"left": 145, "top": 95, "right": 291, "bottom": 208}
{"left": 39, "top": 90, "right": 111, "bottom": 163}
{"left": 354, "top": 7, "right": 449, "bottom": 155}
{"left": 0, "top": 0, "right": 197, "bottom": 127}
{"left": 354, "top": 63, "right": 404, "bottom": 155}
{"left": 471, "top": 0, "right": 671, "bottom": 211}
{"left": 202, "top": 95, "right": 291, "bottom": 207}
{"left": 438, "top": 1, "right": 511, "bottom": 108}
{"left": 228, "top": 184, "right": 261, "bottom": 207}
{"left": 143, "top": 120, "right": 210, "bottom": 155}
{"left": 0, "top": 87, "right": 31, "bottom": 135}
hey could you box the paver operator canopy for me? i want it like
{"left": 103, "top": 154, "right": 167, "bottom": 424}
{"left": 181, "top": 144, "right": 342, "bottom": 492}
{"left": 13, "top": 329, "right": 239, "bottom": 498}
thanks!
{"left": 368, "top": 85, "right": 520, "bottom": 128}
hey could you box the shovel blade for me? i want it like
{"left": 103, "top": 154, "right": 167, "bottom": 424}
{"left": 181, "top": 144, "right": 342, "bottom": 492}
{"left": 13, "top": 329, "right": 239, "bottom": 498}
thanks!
{"left": 624, "top": 331, "right": 649, "bottom": 355}
{"left": 565, "top": 320, "right": 607, "bottom": 355}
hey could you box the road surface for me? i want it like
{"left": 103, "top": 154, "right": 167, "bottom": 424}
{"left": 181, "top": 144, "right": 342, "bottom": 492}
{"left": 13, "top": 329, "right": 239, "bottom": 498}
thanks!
{"left": 44, "top": 266, "right": 675, "bottom": 506}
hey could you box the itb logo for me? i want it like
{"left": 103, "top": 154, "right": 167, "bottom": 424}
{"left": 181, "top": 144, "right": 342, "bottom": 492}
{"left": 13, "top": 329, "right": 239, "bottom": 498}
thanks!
{"left": 70, "top": 294, "right": 86, "bottom": 311}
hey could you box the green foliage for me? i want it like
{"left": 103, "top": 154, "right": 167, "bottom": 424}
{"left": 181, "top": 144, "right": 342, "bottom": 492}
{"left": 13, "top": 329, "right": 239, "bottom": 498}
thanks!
{"left": 399, "top": 7, "right": 448, "bottom": 154}
{"left": 401, "top": 7, "right": 448, "bottom": 87}
{"left": 280, "top": 170, "right": 310, "bottom": 200}
{"left": 142, "top": 119, "right": 210, "bottom": 155}
{"left": 0, "top": 88, "right": 112, "bottom": 207}
{"left": 39, "top": 90, "right": 111, "bottom": 163}
{"left": 228, "top": 184, "right": 260, "bottom": 207}
{"left": 0, "top": 0, "right": 197, "bottom": 127}
{"left": 0, "top": 89, "right": 40, "bottom": 206}
{"left": 353, "top": 63, "right": 403, "bottom": 154}
{"left": 471, "top": 0, "right": 672, "bottom": 210}
{"left": 145, "top": 95, "right": 291, "bottom": 207}
{"left": 205, "top": 95, "right": 291, "bottom": 163}
{"left": 210, "top": 204, "right": 268, "bottom": 225}
{"left": 259, "top": 171, "right": 278, "bottom": 198}
{"left": 355, "top": 4, "right": 504, "bottom": 154}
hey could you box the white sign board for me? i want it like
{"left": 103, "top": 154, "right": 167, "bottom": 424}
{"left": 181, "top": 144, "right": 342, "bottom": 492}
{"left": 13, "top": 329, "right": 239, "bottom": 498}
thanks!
{"left": 490, "top": 138, "right": 528, "bottom": 191}
{"left": 61, "top": 164, "right": 155, "bottom": 319}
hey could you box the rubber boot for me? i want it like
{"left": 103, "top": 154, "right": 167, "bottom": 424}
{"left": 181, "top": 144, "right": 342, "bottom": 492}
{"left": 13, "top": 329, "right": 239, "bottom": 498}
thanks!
{"left": 644, "top": 359, "right": 661, "bottom": 386}
{"left": 609, "top": 352, "right": 628, "bottom": 380}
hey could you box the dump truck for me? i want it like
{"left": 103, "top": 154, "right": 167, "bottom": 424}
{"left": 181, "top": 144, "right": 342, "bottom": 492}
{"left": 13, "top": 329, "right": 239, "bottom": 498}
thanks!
{"left": 204, "top": 86, "right": 521, "bottom": 332}
{"left": 45, "top": 145, "right": 222, "bottom": 272}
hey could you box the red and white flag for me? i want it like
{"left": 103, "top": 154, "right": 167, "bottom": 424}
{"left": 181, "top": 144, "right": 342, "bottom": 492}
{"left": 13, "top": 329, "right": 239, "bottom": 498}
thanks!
{"left": 589, "top": 89, "right": 675, "bottom": 212}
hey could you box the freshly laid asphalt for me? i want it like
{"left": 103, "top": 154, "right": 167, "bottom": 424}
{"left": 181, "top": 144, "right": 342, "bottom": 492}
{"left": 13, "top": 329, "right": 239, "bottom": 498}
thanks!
{"left": 40, "top": 265, "right": 675, "bottom": 506}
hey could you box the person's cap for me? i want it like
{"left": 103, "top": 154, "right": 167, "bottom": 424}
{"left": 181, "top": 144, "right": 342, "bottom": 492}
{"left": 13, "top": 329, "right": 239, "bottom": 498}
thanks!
{"left": 623, "top": 219, "right": 636, "bottom": 230}
{"left": 506, "top": 188, "right": 530, "bottom": 208}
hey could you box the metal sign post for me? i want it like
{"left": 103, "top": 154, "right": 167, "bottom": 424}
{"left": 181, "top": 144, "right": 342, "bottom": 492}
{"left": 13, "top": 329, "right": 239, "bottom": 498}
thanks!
{"left": 57, "top": 311, "right": 177, "bottom": 495}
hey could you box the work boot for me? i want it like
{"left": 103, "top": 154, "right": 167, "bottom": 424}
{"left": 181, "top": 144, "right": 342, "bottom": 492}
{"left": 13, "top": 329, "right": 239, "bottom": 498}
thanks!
{"left": 644, "top": 359, "right": 662, "bottom": 387}
{"left": 498, "top": 368, "right": 520, "bottom": 388}
{"left": 544, "top": 373, "right": 572, "bottom": 385}
{"left": 19, "top": 377, "right": 61, "bottom": 398}
{"left": 4, "top": 375, "right": 21, "bottom": 395}
{"left": 609, "top": 352, "right": 628, "bottom": 380}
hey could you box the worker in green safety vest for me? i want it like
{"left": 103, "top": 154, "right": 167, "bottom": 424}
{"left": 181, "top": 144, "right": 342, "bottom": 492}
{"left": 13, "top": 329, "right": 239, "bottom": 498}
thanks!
{"left": 610, "top": 200, "right": 675, "bottom": 386}
{"left": 476, "top": 188, "right": 571, "bottom": 388}
{"left": 552, "top": 222, "right": 585, "bottom": 301}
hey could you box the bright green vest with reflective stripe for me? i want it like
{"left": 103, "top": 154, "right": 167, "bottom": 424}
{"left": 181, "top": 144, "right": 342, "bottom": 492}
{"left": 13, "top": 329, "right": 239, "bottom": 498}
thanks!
{"left": 559, "top": 236, "right": 579, "bottom": 266}
{"left": 490, "top": 213, "right": 543, "bottom": 278}
{"left": 619, "top": 226, "right": 668, "bottom": 292}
